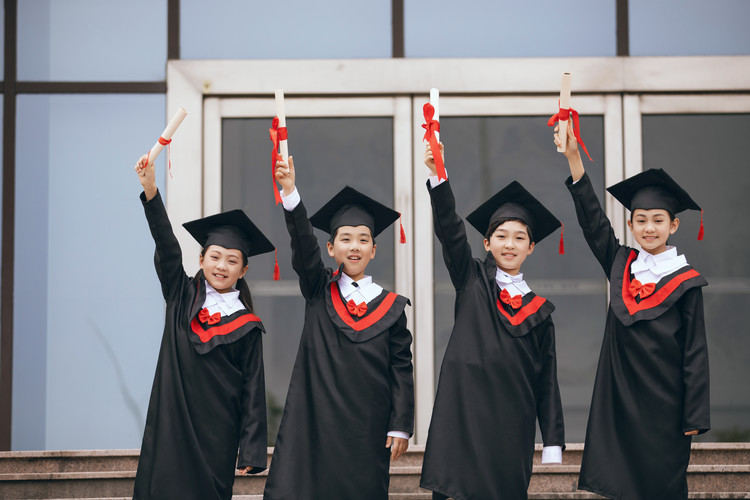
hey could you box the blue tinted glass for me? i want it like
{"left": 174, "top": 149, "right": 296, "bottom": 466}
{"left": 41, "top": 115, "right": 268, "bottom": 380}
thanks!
{"left": 18, "top": 0, "right": 166, "bottom": 81}
{"left": 181, "top": 0, "right": 391, "bottom": 59}
{"left": 13, "top": 94, "right": 167, "bottom": 450}
{"left": 406, "top": 0, "right": 616, "bottom": 57}
{"left": 630, "top": 0, "right": 750, "bottom": 56}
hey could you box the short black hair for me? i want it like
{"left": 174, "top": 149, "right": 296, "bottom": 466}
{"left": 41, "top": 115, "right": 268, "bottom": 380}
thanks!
{"left": 484, "top": 217, "right": 534, "bottom": 243}
{"left": 328, "top": 227, "right": 376, "bottom": 246}
{"left": 629, "top": 209, "right": 676, "bottom": 222}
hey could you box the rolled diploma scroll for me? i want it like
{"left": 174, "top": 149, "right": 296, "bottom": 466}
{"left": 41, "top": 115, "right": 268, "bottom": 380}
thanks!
{"left": 430, "top": 88, "right": 440, "bottom": 142}
{"left": 148, "top": 108, "right": 188, "bottom": 165}
{"left": 275, "top": 89, "right": 289, "bottom": 161}
{"left": 557, "top": 73, "right": 572, "bottom": 153}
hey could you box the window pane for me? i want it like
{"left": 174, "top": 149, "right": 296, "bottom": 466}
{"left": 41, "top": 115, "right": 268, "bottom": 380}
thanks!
{"left": 432, "top": 115, "right": 607, "bottom": 442}
{"left": 222, "top": 117, "right": 395, "bottom": 444}
{"left": 13, "top": 94, "right": 167, "bottom": 450}
{"left": 405, "top": 0, "right": 616, "bottom": 57}
{"left": 642, "top": 113, "right": 750, "bottom": 441}
{"left": 18, "top": 0, "right": 167, "bottom": 81}
{"left": 630, "top": 0, "right": 750, "bottom": 56}
{"left": 181, "top": 0, "right": 391, "bottom": 59}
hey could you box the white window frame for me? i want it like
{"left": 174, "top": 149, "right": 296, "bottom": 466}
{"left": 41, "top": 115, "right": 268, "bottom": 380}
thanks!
{"left": 166, "top": 56, "right": 750, "bottom": 444}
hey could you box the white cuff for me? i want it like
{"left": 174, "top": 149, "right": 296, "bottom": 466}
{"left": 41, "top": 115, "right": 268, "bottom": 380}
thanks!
{"left": 428, "top": 170, "right": 447, "bottom": 189}
{"left": 541, "top": 445, "right": 562, "bottom": 464}
{"left": 387, "top": 431, "right": 410, "bottom": 440}
{"left": 281, "top": 187, "right": 301, "bottom": 211}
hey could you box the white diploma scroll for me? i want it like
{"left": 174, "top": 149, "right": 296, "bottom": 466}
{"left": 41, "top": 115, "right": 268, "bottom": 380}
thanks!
{"left": 275, "top": 89, "right": 289, "bottom": 161}
{"left": 430, "top": 88, "right": 440, "bottom": 142}
{"left": 557, "top": 73, "right": 572, "bottom": 153}
{"left": 148, "top": 108, "right": 187, "bottom": 165}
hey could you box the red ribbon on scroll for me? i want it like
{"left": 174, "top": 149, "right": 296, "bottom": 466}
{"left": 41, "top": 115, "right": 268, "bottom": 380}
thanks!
{"left": 269, "top": 117, "right": 288, "bottom": 205}
{"left": 422, "top": 103, "right": 447, "bottom": 181}
{"left": 145, "top": 136, "right": 174, "bottom": 179}
{"left": 548, "top": 105, "right": 593, "bottom": 162}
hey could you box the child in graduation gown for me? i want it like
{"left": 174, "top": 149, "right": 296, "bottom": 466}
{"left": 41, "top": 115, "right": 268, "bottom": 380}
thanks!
{"left": 419, "top": 144, "right": 566, "bottom": 500}
{"left": 132, "top": 155, "right": 270, "bottom": 500}
{"left": 554, "top": 124, "right": 710, "bottom": 499}
{"left": 263, "top": 156, "right": 415, "bottom": 500}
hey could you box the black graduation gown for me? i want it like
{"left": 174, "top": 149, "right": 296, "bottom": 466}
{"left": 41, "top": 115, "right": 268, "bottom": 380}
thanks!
{"left": 420, "top": 180, "right": 565, "bottom": 500}
{"left": 567, "top": 173, "right": 710, "bottom": 500}
{"left": 263, "top": 201, "right": 414, "bottom": 500}
{"left": 133, "top": 191, "right": 268, "bottom": 500}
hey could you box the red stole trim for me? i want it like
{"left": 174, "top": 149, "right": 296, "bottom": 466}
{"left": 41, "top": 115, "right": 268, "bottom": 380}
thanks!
{"left": 496, "top": 295, "right": 547, "bottom": 326}
{"left": 621, "top": 250, "right": 701, "bottom": 314}
{"left": 190, "top": 313, "right": 261, "bottom": 343}
{"left": 330, "top": 282, "right": 398, "bottom": 331}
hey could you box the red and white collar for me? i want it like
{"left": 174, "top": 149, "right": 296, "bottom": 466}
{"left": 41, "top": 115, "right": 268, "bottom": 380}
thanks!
{"left": 337, "top": 273, "right": 383, "bottom": 304}
{"left": 202, "top": 283, "right": 244, "bottom": 317}
{"left": 631, "top": 246, "right": 688, "bottom": 284}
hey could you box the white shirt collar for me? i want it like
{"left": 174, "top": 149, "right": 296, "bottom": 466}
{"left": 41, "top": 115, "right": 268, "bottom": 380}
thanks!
{"left": 202, "top": 283, "right": 245, "bottom": 317}
{"left": 495, "top": 269, "right": 531, "bottom": 296}
{"left": 631, "top": 246, "right": 688, "bottom": 283}
{"left": 338, "top": 273, "right": 383, "bottom": 304}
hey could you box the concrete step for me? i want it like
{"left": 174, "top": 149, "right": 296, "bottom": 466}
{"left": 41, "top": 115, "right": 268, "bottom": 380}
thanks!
{"left": 1, "top": 444, "right": 748, "bottom": 499}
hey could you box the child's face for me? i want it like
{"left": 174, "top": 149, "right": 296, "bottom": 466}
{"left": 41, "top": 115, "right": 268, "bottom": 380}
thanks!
{"left": 199, "top": 245, "right": 248, "bottom": 293}
{"left": 627, "top": 209, "right": 679, "bottom": 255}
{"left": 326, "top": 225, "right": 376, "bottom": 282}
{"left": 484, "top": 220, "right": 534, "bottom": 276}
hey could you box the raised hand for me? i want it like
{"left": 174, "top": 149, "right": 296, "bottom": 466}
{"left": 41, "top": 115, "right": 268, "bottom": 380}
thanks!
{"left": 553, "top": 121, "right": 585, "bottom": 182}
{"left": 424, "top": 142, "right": 445, "bottom": 177}
{"left": 134, "top": 153, "right": 158, "bottom": 201}
{"left": 274, "top": 155, "right": 296, "bottom": 196}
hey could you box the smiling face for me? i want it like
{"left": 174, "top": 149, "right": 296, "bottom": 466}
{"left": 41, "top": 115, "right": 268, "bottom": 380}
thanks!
{"left": 199, "top": 244, "right": 248, "bottom": 293}
{"left": 484, "top": 219, "right": 535, "bottom": 276}
{"left": 627, "top": 208, "right": 680, "bottom": 255}
{"left": 326, "top": 225, "right": 376, "bottom": 282}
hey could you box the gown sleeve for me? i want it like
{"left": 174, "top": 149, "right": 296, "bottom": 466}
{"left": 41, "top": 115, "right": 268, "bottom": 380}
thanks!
{"left": 388, "top": 313, "right": 415, "bottom": 436}
{"left": 565, "top": 172, "right": 622, "bottom": 279}
{"left": 428, "top": 179, "right": 475, "bottom": 291}
{"left": 679, "top": 287, "right": 711, "bottom": 434}
{"left": 283, "top": 200, "right": 328, "bottom": 300}
{"left": 140, "top": 190, "right": 188, "bottom": 301}
{"left": 237, "top": 331, "right": 269, "bottom": 472}
{"left": 535, "top": 319, "right": 566, "bottom": 448}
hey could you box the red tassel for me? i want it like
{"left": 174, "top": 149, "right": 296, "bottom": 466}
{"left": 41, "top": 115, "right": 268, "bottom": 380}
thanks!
{"left": 558, "top": 223, "right": 565, "bottom": 255}
{"left": 697, "top": 209, "right": 704, "bottom": 241}
{"left": 273, "top": 249, "right": 280, "bottom": 281}
{"left": 399, "top": 215, "right": 406, "bottom": 244}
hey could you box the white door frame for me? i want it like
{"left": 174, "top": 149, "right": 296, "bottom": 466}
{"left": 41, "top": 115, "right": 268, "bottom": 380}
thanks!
{"left": 165, "top": 56, "right": 750, "bottom": 444}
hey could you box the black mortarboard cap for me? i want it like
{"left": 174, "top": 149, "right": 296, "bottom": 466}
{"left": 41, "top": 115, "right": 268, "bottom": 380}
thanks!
{"left": 466, "top": 181, "right": 562, "bottom": 244}
{"left": 606, "top": 168, "right": 701, "bottom": 215}
{"left": 310, "top": 186, "right": 400, "bottom": 238}
{"left": 183, "top": 209, "right": 275, "bottom": 258}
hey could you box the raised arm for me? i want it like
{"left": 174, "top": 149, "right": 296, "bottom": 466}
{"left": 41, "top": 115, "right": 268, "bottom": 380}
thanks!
{"left": 275, "top": 156, "right": 328, "bottom": 300}
{"left": 135, "top": 154, "right": 188, "bottom": 300}
{"left": 536, "top": 320, "right": 565, "bottom": 462}
{"left": 555, "top": 124, "right": 621, "bottom": 277}
{"left": 425, "top": 144, "right": 475, "bottom": 291}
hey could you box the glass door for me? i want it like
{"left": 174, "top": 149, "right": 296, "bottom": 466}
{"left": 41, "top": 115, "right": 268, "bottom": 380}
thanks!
{"left": 411, "top": 95, "right": 622, "bottom": 443}
{"left": 203, "top": 97, "right": 413, "bottom": 443}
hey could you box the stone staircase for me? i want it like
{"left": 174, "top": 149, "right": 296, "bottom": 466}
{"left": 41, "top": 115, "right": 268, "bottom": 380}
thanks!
{"left": 0, "top": 444, "right": 748, "bottom": 499}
